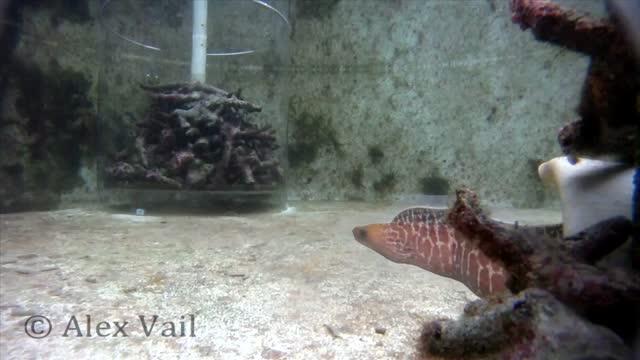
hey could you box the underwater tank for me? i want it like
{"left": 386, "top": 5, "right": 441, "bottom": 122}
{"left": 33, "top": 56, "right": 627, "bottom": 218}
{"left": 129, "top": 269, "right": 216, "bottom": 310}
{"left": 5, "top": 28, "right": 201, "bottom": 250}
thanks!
{"left": 0, "top": 0, "right": 639, "bottom": 359}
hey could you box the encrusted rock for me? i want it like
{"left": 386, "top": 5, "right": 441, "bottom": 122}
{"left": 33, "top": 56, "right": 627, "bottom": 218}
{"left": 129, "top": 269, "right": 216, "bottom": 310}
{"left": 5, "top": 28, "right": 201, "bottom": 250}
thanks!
{"left": 106, "top": 82, "right": 282, "bottom": 190}
{"left": 418, "top": 289, "right": 631, "bottom": 359}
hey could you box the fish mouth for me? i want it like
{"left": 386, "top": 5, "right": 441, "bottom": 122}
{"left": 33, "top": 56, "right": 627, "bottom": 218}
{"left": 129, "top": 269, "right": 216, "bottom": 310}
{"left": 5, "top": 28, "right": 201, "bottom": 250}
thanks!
{"left": 352, "top": 226, "right": 369, "bottom": 244}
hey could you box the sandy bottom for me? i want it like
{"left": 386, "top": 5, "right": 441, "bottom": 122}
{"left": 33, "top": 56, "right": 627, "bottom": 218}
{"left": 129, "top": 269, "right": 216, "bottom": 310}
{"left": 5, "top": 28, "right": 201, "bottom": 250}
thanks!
{"left": 0, "top": 201, "right": 559, "bottom": 359}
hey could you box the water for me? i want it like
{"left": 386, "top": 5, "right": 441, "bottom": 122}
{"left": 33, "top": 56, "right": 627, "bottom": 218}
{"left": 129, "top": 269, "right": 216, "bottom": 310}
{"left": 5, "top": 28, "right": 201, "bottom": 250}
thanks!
{"left": 1, "top": 0, "right": 637, "bottom": 359}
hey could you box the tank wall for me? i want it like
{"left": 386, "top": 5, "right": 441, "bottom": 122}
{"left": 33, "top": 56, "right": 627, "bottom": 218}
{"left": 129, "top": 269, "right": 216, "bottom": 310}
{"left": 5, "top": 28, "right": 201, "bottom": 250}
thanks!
{"left": 286, "top": 0, "right": 605, "bottom": 207}
{"left": 0, "top": 0, "right": 608, "bottom": 211}
{"left": 0, "top": 1, "right": 100, "bottom": 211}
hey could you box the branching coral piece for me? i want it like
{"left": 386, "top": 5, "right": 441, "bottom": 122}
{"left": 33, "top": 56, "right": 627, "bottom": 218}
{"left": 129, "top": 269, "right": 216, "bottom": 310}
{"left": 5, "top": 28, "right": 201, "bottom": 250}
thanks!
{"left": 448, "top": 188, "right": 640, "bottom": 312}
{"left": 106, "top": 82, "right": 282, "bottom": 190}
{"left": 510, "top": 0, "right": 616, "bottom": 55}
{"left": 563, "top": 216, "right": 632, "bottom": 263}
{"left": 511, "top": 0, "right": 639, "bottom": 163}
{"left": 411, "top": 188, "right": 640, "bottom": 357}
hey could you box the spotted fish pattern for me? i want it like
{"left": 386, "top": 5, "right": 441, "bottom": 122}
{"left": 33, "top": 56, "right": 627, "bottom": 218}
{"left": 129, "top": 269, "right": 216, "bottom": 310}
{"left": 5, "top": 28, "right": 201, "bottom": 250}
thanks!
{"left": 353, "top": 207, "right": 561, "bottom": 297}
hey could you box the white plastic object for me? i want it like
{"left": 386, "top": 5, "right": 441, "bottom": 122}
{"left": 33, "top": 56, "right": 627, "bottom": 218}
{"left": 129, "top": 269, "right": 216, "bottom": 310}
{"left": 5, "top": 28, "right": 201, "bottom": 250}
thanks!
{"left": 538, "top": 156, "right": 634, "bottom": 236}
{"left": 191, "top": 0, "right": 208, "bottom": 83}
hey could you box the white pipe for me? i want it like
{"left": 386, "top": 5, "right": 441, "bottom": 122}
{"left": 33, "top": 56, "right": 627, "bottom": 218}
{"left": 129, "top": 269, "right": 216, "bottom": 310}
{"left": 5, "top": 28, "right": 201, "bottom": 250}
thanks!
{"left": 191, "top": 0, "right": 208, "bottom": 83}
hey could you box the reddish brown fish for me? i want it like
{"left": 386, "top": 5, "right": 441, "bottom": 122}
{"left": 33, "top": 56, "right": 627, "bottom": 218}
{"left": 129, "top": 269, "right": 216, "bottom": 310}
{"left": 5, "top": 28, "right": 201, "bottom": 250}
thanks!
{"left": 352, "top": 207, "right": 509, "bottom": 297}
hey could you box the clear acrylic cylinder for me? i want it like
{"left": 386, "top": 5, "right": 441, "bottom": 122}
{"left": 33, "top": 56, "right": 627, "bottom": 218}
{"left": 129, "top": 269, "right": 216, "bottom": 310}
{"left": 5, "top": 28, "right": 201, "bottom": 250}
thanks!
{"left": 97, "top": 0, "right": 291, "bottom": 210}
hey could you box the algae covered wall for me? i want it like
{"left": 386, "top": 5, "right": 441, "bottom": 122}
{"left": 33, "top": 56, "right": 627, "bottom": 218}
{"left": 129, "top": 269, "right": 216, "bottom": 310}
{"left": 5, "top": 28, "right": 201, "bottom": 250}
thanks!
{"left": 0, "top": 0, "right": 99, "bottom": 211}
{"left": 286, "top": 0, "right": 606, "bottom": 206}
{"left": 0, "top": 0, "right": 607, "bottom": 210}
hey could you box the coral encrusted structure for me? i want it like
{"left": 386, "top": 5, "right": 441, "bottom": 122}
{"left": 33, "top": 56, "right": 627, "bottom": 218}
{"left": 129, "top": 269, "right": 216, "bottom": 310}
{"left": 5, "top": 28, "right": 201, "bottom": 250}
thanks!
{"left": 105, "top": 83, "right": 283, "bottom": 190}
{"left": 510, "top": 0, "right": 639, "bottom": 164}
{"left": 416, "top": 188, "right": 639, "bottom": 358}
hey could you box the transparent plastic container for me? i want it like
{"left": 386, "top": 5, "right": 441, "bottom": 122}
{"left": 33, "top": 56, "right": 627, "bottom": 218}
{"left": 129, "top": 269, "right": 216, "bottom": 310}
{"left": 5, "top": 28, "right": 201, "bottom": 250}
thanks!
{"left": 97, "top": 0, "right": 291, "bottom": 211}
